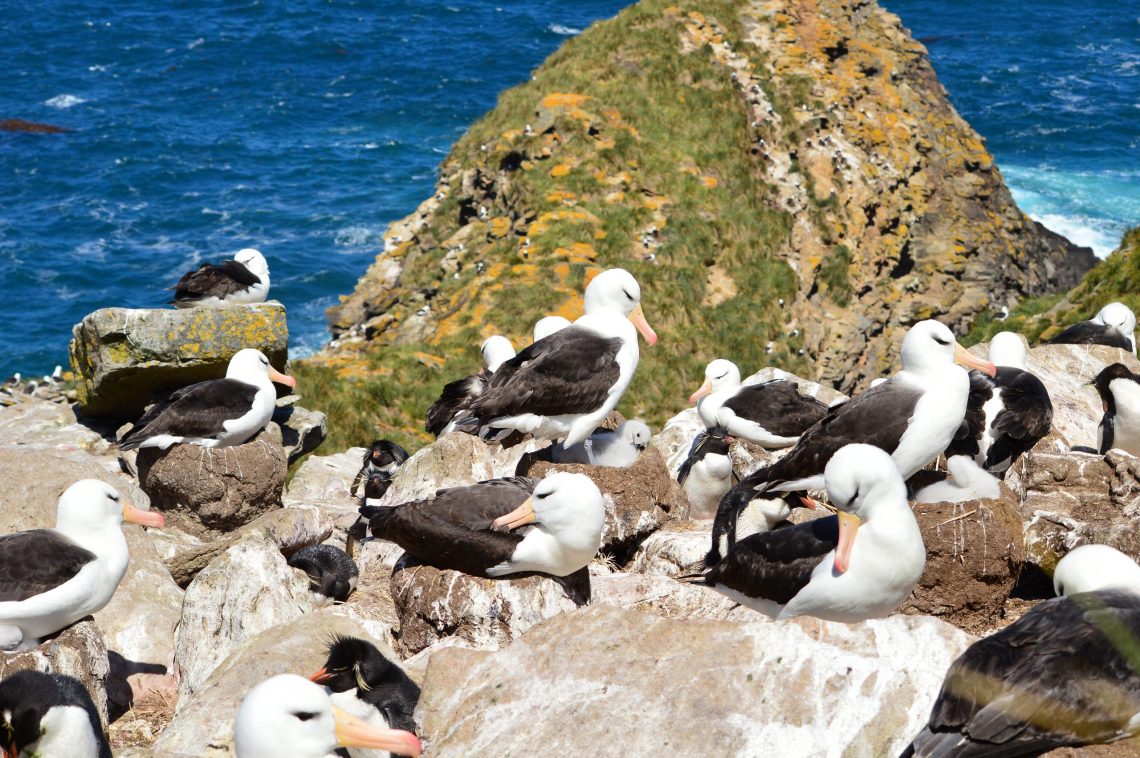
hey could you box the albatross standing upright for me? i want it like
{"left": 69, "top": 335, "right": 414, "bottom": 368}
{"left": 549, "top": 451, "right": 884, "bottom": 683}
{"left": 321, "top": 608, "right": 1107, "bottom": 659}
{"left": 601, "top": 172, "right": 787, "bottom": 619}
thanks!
{"left": 708, "top": 320, "right": 995, "bottom": 565}
{"left": 462, "top": 268, "right": 657, "bottom": 449}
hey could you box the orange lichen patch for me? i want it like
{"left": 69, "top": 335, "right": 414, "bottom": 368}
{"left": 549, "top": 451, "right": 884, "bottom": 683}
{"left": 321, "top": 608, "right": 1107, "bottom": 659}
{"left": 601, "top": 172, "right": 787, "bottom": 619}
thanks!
{"left": 542, "top": 93, "right": 590, "bottom": 109}
{"left": 546, "top": 189, "right": 578, "bottom": 204}
{"left": 511, "top": 263, "right": 540, "bottom": 277}
{"left": 527, "top": 209, "right": 602, "bottom": 237}
{"left": 594, "top": 229, "right": 607, "bottom": 240}
{"left": 606, "top": 190, "right": 626, "bottom": 204}
{"left": 550, "top": 163, "right": 573, "bottom": 178}
{"left": 687, "top": 11, "right": 706, "bottom": 24}
{"left": 680, "top": 164, "right": 700, "bottom": 176}
{"left": 642, "top": 195, "right": 672, "bottom": 211}
{"left": 663, "top": 6, "right": 682, "bottom": 17}
{"left": 387, "top": 240, "right": 413, "bottom": 259}
{"left": 489, "top": 217, "right": 512, "bottom": 237}
{"left": 502, "top": 129, "right": 523, "bottom": 140}
{"left": 594, "top": 136, "right": 616, "bottom": 150}
{"left": 553, "top": 294, "right": 584, "bottom": 321}
{"left": 520, "top": 160, "right": 535, "bottom": 171}
{"left": 485, "top": 261, "right": 509, "bottom": 279}
{"left": 552, "top": 242, "right": 598, "bottom": 264}
{"left": 413, "top": 352, "right": 447, "bottom": 369}
{"left": 701, "top": 175, "right": 719, "bottom": 188}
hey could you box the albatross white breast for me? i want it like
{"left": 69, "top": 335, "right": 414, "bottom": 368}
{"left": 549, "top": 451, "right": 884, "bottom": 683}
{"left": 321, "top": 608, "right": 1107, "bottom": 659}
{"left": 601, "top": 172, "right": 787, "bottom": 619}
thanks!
{"left": 118, "top": 348, "right": 296, "bottom": 450}
{"left": 0, "top": 479, "right": 165, "bottom": 651}
{"left": 461, "top": 268, "right": 657, "bottom": 448}
{"left": 694, "top": 444, "right": 925, "bottom": 622}
{"left": 170, "top": 247, "right": 270, "bottom": 308}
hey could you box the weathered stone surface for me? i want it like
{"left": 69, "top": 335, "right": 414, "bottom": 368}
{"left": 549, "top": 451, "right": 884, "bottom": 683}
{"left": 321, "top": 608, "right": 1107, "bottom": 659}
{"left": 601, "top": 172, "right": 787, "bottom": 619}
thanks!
{"left": 391, "top": 562, "right": 578, "bottom": 657}
{"left": 628, "top": 521, "right": 712, "bottom": 577}
{"left": 272, "top": 401, "right": 327, "bottom": 464}
{"left": 69, "top": 302, "right": 289, "bottom": 418}
{"left": 161, "top": 505, "right": 333, "bottom": 587}
{"left": 417, "top": 605, "right": 973, "bottom": 756}
{"left": 284, "top": 446, "right": 366, "bottom": 511}
{"left": 137, "top": 425, "right": 287, "bottom": 535}
{"left": 903, "top": 487, "right": 1025, "bottom": 634}
{"left": 0, "top": 396, "right": 113, "bottom": 453}
{"left": 347, "top": 538, "right": 405, "bottom": 630}
{"left": 653, "top": 407, "right": 705, "bottom": 481}
{"left": 522, "top": 445, "right": 686, "bottom": 560}
{"left": 173, "top": 536, "right": 311, "bottom": 703}
{"left": 155, "top": 611, "right": 397, "bottom": 757}
{"left": 0, "top": 620, "right": 111, "bottom": 727}
{"left": 591, "top": 572, "right": 755, "bottom": 622}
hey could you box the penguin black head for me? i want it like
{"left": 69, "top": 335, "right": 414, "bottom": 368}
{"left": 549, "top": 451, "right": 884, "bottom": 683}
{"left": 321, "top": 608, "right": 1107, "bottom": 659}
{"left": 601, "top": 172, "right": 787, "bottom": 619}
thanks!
{"left": 1092, "top": 363, "right": 1138, "bottom": 412}
{"left": 309, "top": 636, "right": 421, "bottom": 735}
{"left": 366, "top": 440, "right": 409, "bottom": 471}
{"left": 0, "top": 671, "right": 109, "bottom": 758}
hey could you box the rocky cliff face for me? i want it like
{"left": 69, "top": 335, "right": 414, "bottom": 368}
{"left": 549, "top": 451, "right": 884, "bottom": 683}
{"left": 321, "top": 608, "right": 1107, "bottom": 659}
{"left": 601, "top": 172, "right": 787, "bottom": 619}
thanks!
{"left": 315, "top": 0, "right": 1092, "bottom": 433}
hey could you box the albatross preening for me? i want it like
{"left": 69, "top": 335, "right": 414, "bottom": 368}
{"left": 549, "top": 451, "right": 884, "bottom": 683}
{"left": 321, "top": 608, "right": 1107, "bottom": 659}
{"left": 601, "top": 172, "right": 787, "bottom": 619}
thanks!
{"left": 1092, "top": 362, "right": 1140, "bottom": 456}
{"left": 689, "top": 360, "right": 828, "bottom": 447}
{"left": 691, "top": 444, "right": 925, "bottom": 622}
{"left": 707, "top": 320, "right": 995, "bottom": 566}
{"left": 424, "top": 335, "right": 516, "bottom": 437}
{"left": 0, "top": 670, "right": 111, "bottom": 758}
{"left": 360, "top": 473, "right": 604, "bottom": 605}
{"left": 904, "top": 544, "right": 1140, "bottom": 757}
{"left": 118, "top": 348, "right": 296, "bottom": 450}
{"left": 170, "top": 247, "right": 270, "bottom": 308}
{"left": 1048, "top": 301, "right": 1137, "bottom": 355}
{"left": 0, "top": 479, "right": 165, "bottom": 651}
{"left": 678, "top": 429, "right": 736, "bottom": 521}
{"left": 458, "top": 268, "right": 657, "bottom": 448}
{"left": 945, "top": 331, "right": 1053, "bottom": 473}
{"left": 234, "top": 674, "right": 421, "bottom": 758}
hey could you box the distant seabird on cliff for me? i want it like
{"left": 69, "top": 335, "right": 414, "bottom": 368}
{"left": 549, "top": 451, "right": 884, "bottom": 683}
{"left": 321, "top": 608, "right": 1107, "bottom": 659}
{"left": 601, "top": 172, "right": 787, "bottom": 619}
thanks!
{"left": 708, "top": 320, "right": 995, "bottom": 565}
{"left": 462, "top": 268, "right": 657, "bottom": 449}
{"left": 693, "top": 444, "right": 925, "bottom": 621}
{"left": 533, "top": 315, "right": 571, "bottom": 342}
{"left": 311, "top": 636, "right": 421, "bottom": 758}
{"left": 119, "top": 348, "right": 296, "bottom": 450}
{"left": 1048, "top": 301, "right": 1137, "bottom": 355}
{"left": 904, "top": 544, "right": 1140, "bottom": 757}
{"left": 678, "top": 429, "right": 736, "bottom": 520}
{"left": 360, "top": 473, "right": 604, "bottom": 604}
{"left": 286, "top": 544, "right": 358, "bottom": 606}
{"left": 944, "top": 331, "right": 1053, "bottom": 473}
{"left": 689, "top": 360, "right": 828, "bottom": 447}
{"left": 170, "top": 247, "right": 270, "bottom": 308}
{"left": 0, "top": 479, "right": 165, "bottom": 651}
{"left": 549, "top": 419, "right": 651, "bottom": 467}
{"left": 234, "top": 674, "right": 421, "bottom": 758}
{"left": 424, "top": 335, "right": 516, "bottom": 437}
{"left": 1093, "top": 362, "right": 1140, "bottom": 455}
{"left": 0, "top": 670, "right": 111, "bottom": 758}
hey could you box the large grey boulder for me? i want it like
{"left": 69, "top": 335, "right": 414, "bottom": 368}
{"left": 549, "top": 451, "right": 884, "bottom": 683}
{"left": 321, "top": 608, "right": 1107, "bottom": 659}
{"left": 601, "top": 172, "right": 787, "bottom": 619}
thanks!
{"left": 0, "top": 620, "right": 111, "bottom": 727}
{"left": 272, "top": 401, "right": 327, "bottom": 464}
{"left": 69, "top": 302, "right": 289, "bottom": 418}
{"left": 416, "top": 605, "right": 972, "bottom": 756}
{"left": 137, "top": 425, "right": 287, "bottom": 535}
{"left": 628, "top": 521, "right": 713, "bottom": 577}
{"left": 0, "top": 396, "right": 113, "bottom": 454}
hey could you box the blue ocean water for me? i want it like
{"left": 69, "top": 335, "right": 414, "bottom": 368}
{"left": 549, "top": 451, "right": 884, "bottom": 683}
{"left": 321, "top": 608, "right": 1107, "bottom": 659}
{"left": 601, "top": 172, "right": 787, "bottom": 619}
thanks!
{"left": 1, "top": 1, "right": 1136, "bottom": 379}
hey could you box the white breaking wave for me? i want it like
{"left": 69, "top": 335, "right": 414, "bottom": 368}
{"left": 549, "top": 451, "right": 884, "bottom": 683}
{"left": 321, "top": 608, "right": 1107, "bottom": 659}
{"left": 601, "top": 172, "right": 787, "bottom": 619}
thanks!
{"left": 1032, "top": 213, "right": 1121, "bottom": 258}
{"left": 43, "top": 94, "right": 86, "bottom": 109}
{"left": 549, "top": 23, "right": 582, "bottom": 35}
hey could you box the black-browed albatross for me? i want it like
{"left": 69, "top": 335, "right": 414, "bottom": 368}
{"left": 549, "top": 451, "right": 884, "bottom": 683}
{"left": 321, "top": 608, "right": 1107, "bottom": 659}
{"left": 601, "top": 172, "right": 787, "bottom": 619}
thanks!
{"left": 119, "top": 348, "right": 296, "bottom": 450}
{"left": 424, "top": 335, "right": 516, "bottom": 437}
{"left": 170, "top": 247, "right": 270, "bottom": 308}
{"left": 1048, "top": 301, "right": 1137, "bottom": 355}
{"left": 707, "top": 319, "right": 995, "bottom": 566}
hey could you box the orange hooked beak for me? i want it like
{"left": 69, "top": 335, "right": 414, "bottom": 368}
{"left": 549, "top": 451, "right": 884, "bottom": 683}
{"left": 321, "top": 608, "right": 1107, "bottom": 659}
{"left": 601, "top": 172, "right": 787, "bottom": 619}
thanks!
{"left": 628, "top": 304, "right": 658, "bottom": 346}
{"left": 123, "top": 501, "right": 165, "bottom": 528}
{"left": 491, "top": 497, "right": 537, "bottom": 531}
{"left": 800, "top": 495, "right": 822, "bottom": 511}
{"left": 309, "top": 667, "right": 333, "bottom": 685}
{"left": 689, "top": 378, "right": 712, "bottom": 405}
{"left": 833, "top": 510, "right": 862, "bottom": 574}
{"left": 333, "top": 706, "right": 422, "bottom": 757}
{"left": 268, "top": 365, "right": 297, "bottom": 389}
{"left": 954, "top": 343, "right": 997, "bottom": 377}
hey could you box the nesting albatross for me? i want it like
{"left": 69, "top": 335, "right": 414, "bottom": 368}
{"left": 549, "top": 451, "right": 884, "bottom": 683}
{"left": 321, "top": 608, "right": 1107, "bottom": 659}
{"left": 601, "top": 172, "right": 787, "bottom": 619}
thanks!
{"left": 170, "top": 247, "right": 270, "bottom": 308}
{"left": 458, "top": 268, "right": 657, "bottom": 450}
{"left": 0, "top": 479, "right": 165, "bottom": 651}
{"left": 708, "top": 320, "right": 995, "bottom": 565}
{"left": 424, "top": 335, "right": 516, "bottom": 437}
{"left": 1048, "top": 301, "right": 1137, "bottom": 354}
{"left": 119, "top": 348, "right": 296, "bottom": 450}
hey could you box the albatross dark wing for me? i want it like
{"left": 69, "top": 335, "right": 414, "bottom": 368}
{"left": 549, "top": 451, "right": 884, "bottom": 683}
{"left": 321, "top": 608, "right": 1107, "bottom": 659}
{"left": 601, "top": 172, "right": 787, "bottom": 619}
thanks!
{"left": 703, "top": 516, "right": 838, "bottom": 604}
{"left": 468, "top": 327, "right": 622, "bottom": 420}
{"left": 363, "top": 477, "right": 537, "bottom": 577}
{"left": 722, "top": 380, "right": 829, "bottom": 437}
{"left": 983, "top": 368, "right": 1053, "bottom": 472}
{"left": 119, "top": 378, "right": 260, "bottom": 449}
{"left": 170, "top": 259, "right": 261, "bottom": 303}
{"left": 905, "top": 590, "right": 1140, "bottom": 757}
{"left": 1048, "top": 322, "right": 1134, "bottom": 352}
{"left": 425, "top": 373, "right": 486, "bottom": 436}
{"left": 0, "top": 531, "right": 96, "bottom": 602}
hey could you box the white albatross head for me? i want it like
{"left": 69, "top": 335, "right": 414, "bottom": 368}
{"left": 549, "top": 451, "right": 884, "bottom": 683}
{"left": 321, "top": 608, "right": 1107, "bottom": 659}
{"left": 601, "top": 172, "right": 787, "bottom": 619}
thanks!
{"left": 900, "top": 320, "right": 996, "bottom": 378}
{"left": 823, "top": 444, "right": 910, "bottom": 574}
{"left": 480, "top": 335, "right": 516, "bottom": 373}
{"left": 583, "top": 268, "right": 657, "bottom": 345}
{"left": 1053, "top": 544, "right": 1140, "bottom": 598}
{"left": 616, "top": 419, "right": 652, "bottom": 450}
{"left": 227, "top": 348, "right": 297, "bottom": 390}
{"left": 233, "top": 248, "right": 269, "bottom": 278}
{"left": 234, "top": 674, "right": 421, "bottom": 758}
{"left": 689, "top": 359, "right": 742, "bottom": 404}
{"left": 56, "top": 479, "right": 165, "bottom": 537}
{"left": 490, "top": 472, "right": 605, "bottom": 570}
{"left": 533, "top": 315, "right": 571, "bottom": 342}
{"left": 987, "top": 331, "right": 1029, "bottom": 370}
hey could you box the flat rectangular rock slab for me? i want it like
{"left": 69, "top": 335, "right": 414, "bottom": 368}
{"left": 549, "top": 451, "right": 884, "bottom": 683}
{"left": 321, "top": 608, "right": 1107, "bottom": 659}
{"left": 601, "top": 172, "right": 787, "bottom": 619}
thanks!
{"left": 69, "top": 302, "right": 288, "bottom": 419}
